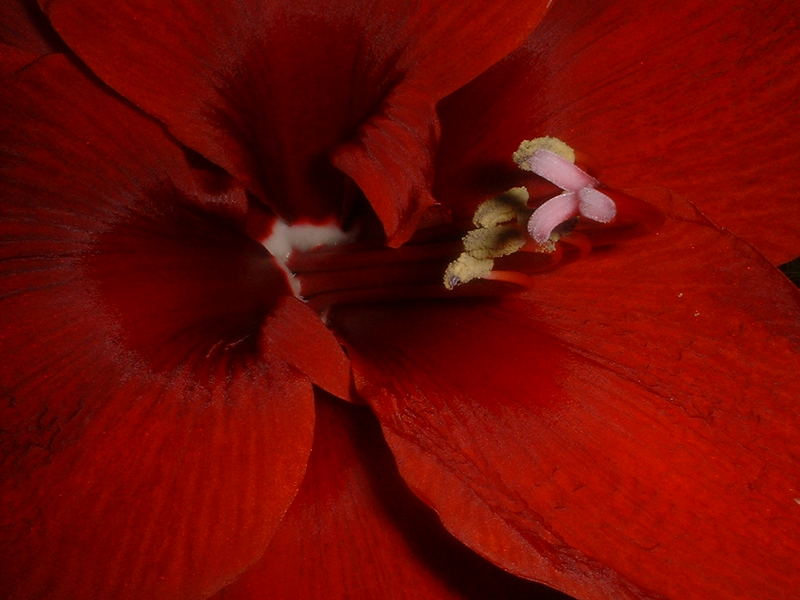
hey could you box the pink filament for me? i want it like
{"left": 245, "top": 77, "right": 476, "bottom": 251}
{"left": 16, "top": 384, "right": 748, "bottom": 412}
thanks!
{"left": 527, "top": 191, "right": 579, "bottom": 244}
{"left": 578, "top": 187, "right": 616, "bottom": 223}
{"left": 525, "top": 149, "right": 616, "bottom": 243}
{"left": 527, "top": 149, "right": 597, "bottom": 191}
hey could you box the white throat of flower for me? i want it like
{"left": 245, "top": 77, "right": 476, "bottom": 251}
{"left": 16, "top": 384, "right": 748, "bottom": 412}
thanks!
{"left": 263, "top": 220, "right": 353, "bottom": 296}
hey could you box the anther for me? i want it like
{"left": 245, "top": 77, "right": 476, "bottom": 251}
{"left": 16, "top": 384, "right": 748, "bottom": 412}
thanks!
{"left": 462, "top": 226, "right": 526, "bottom": 259}
{"left": 520, "top": 138, "right": 616, "bottom": 245}
{"left": 513, "top": 136, "right": 575, "bottom": 167}
{"left": 443, "top": 254, "right": 494, "bottom": 290}
{"left": 472, "top": 187, "right": 529, "bottom": 227}
{"left": 444, "top": 137, "right": 625, "bottom": 291}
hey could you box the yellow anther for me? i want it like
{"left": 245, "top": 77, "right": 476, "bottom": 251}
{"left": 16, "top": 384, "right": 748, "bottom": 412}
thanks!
{"left": 443, "top": 253, "right": 494, "bottom": 290}
{"left": 472, "top": 187, "right": 530, "bottom": 228}
{"left": 463, "top": 225, "right": 526, "bottom": 259}
{"left": 513, "top": 137, "right": 575, "bottom": 170}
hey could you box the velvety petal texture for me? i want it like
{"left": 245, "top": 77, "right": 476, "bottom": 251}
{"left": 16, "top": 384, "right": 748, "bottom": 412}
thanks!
{"left": 261, "top": 297, "right": 352, "bottom": 400}
{"left": 436, "top": 0, "right": 800, "bottom": 264}
{"left": 0, "top": 0, "right": 63, "bottom": 74}
{"left": 332, "top": 190, "right": 800, "bottom": 600}
{"left": 0, "top": 55, "right": 316, "bottom": 599}
{"left": 0, "top": 0, "right": 60, "bottom": 56}
{"left": 215, "top": 395, "right": 573, "bottom": 600}
{"left": 40, "top": 0, "right": 550, "bottom": 244}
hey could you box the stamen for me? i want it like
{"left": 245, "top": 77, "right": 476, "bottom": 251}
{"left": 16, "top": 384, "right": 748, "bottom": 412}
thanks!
{"left": 519, "top": 138, "right": 617, "bottom": 246}
{"left": 578, "top": 187, "right": 617, "bottom": 223}
{"left": 526, "top": 191, "right": 579, "bottom": 244}
{"left": 472, "top": 187, "right": 529, "bottom": 227}
{"left": 443, "top": 254, "right": 494, "bottom": 290}
{"left": 462, "top": 226, "right": 526, "bottom": 259}
{"left": 513, "top": 136, "right": 575, "bottom": 167}
{"left": 443, "top": 188, "right": 534, "bottom": 289}
{"left": 527, "top": 149, "right": 597, "bottom": 191}
{"left": 442, "top": 136, "right": 651, "bottom": 292}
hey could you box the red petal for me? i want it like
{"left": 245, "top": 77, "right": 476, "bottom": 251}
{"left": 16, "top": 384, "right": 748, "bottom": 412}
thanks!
{"left": 262, "top": 296, "right": 352, "bottom": 401}
{"left": 330, "top": 192, "right": 800, "bottom": 599}
{"left": 0, "top": 41, "right": 37, "bottom": 75}
{"left": 1, "top": 56, "right": 315, "bottom": 599}
{"left": 0, "top": 0, "right": 61, "bottom": 56}
{"left": 0, "top": 0, "right": 63, "bottom": 74}
{"left": 436, "top": 0, "right": 800, "bottom": 264}
{"left": 41, "top": 0, "right": 550, "bottom": 244}
{"left": 214, "top": 394, "right": 574, "bottom": 600}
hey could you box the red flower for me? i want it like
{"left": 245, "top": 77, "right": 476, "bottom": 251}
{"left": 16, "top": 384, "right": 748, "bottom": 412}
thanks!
{"left": 2, "top": 1, "right": 799, "bottom": 599}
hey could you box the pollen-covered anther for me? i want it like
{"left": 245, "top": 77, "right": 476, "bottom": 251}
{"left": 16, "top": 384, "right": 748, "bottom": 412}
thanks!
{"left": 443, "top": 138, "right": 619, "bottom": 291}
{"left": 513, "top": 136, "right": 575, "bottom": 170}
{"left": 463, "top": 226, "right": 526, "bottom": 259}
{"left": 445, "top": 186, "right": 533, "bottom": 289}
{"left": 443, "top": 253, "right": 494, "bottom": 290}
{"left": 472, "top": 186, "right": 530, "bottom": 227}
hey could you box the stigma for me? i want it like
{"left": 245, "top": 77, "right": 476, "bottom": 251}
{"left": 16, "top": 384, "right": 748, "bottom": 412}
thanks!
{"left": 445, "top": 137, "right": 620, "bottom": 290}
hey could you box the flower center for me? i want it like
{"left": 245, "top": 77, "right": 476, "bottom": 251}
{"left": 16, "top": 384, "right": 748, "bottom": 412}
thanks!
{"left": 262, "top": 137, "right": 660, "bottom": 311}
{"left": 265, "top": 217, "right": 466, "bottom": 312}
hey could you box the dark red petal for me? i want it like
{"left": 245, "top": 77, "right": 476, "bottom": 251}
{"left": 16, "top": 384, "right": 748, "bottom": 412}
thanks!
{"left": 0, "top": 0, "right": 61, "bottom": 56}
{"left": 41, "top": 0, "right": 550, "bottom": 245}
{"left": 1, "top": 56, "right": 314, "bottom": 599}
{"left": 261, "top": 296, "right": 352, "bottom": 401}
{"left": 0, "top": 0, "right": 63, "bottom": 75}
{"left": 0, "top": 41, "right": 37, "bottom": 75}
{"left": 330, "top": 192, "right": 800, "bottom": 599}
{"left": 214, "top": 394, "right": 574, "bottom": 600}
{"left": 436, "top": 0, "right": 800, "bottom": 264}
